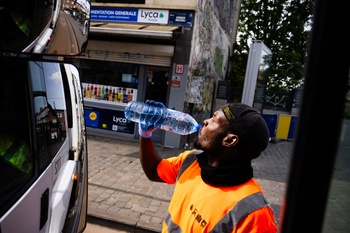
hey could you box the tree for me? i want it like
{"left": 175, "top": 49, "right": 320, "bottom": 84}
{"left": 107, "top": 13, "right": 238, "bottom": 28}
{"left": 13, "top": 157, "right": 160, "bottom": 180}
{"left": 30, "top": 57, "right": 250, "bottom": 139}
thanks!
{"left": 228, "top": 0, "right": 314, "bottom": 97}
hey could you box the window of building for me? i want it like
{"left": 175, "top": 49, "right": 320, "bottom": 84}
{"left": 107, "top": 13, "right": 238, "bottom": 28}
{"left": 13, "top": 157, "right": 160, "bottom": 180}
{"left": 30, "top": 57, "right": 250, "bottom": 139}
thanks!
{"left": 79, "top": 59, "right": 138, "bottom": 104}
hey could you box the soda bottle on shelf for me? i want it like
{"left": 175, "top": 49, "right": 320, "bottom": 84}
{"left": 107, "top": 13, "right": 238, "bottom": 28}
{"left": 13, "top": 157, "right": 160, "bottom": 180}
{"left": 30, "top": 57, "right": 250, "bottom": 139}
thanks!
{"left": 118, "top": 88, "right": 123, "bottom": 103}
{"left": 124, "top": 101, "right": 201, "bottom": 135}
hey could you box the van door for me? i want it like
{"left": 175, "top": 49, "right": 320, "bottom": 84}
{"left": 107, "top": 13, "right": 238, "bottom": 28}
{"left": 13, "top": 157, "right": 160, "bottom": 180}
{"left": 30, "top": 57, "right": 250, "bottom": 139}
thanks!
{"left": 0, "top": 60, "right": 87, "bottom": 233}
{"left": 0, "top": 60, "right": 55, "bottom": 232}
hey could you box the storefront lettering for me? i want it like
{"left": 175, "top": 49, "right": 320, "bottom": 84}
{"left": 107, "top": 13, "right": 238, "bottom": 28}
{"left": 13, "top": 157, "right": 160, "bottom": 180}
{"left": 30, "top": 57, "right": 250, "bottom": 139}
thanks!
{"left": 114, "top": 10, "right": 136, "bottom": 16}
{"left": 140, "top": 10, "right": 162, "bottom": 19}
{"left": 90, "top": 9, "right": 137, "bottom": 16}
{"left": 91, "top": 10, "right": 114, "bottom": 15}
{"left": 113, "top": 116, "right": 127, "bottom": 124}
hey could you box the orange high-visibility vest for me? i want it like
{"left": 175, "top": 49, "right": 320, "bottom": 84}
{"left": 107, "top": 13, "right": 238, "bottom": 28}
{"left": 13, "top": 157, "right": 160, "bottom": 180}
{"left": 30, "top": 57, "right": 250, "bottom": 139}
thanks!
{"left": 157, "top": 150, "right": 278, "bottom": 233}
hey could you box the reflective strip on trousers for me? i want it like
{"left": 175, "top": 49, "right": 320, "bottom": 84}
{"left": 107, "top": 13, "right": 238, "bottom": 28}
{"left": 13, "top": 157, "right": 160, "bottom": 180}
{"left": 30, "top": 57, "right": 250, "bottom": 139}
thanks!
{"left": 164, "top": 192, "right": 270, "bottom": 233}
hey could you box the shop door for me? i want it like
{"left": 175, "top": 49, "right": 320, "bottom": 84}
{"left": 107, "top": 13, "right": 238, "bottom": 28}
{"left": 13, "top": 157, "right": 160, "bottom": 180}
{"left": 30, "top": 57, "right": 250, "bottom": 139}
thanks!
{"left": 144, "top": 67, "right": 170, "bottom": 143}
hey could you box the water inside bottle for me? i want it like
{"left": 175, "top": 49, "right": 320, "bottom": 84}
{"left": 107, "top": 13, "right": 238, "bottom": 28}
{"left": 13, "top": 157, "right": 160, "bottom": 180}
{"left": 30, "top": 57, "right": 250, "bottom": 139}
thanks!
{"left": 125, "top": 101, "right": 201, "bottom": 135}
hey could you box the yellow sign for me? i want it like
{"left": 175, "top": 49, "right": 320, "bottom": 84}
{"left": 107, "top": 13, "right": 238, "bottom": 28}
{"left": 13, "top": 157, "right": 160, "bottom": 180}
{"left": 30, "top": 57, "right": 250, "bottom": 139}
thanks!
{"left": 89, "top": 112, "right": 97, "bottom": 121}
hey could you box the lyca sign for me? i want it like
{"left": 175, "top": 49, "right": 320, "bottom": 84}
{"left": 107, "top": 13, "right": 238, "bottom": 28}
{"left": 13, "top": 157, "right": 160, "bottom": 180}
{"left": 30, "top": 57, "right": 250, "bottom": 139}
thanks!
{"left": 137, "top": 9, "right": 169, "bottom": 24}
{"left": 113, "top": 116, "right": 127, "bottom": 124}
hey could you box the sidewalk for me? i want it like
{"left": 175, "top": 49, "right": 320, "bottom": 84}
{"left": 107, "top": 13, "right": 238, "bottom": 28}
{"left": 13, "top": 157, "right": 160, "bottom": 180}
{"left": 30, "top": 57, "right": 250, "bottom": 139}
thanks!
{"left": 86, "top": 135, "right": 294, "bottom": 232}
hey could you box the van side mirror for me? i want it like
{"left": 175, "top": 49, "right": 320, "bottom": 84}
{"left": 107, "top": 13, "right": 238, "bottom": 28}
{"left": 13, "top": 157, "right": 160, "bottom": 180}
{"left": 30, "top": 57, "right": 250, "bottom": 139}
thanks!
{"left": 0, "top": 0, "right": 90, "bottom": 55}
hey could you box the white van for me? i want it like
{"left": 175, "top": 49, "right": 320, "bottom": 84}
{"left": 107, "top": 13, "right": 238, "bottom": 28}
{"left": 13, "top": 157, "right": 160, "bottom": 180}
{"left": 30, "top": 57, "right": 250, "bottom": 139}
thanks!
{"left": 0, "top": 58, "right": 88, "bottom": 233}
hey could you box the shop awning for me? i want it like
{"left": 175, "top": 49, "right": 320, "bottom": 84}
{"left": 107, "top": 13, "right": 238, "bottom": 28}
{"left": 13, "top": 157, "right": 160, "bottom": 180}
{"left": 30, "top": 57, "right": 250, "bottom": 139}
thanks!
{"left": 89, "top": 22, "right": 183, "bottom": 39}
{"left": 80, "top": 40, "right": 175, "bottom": 67}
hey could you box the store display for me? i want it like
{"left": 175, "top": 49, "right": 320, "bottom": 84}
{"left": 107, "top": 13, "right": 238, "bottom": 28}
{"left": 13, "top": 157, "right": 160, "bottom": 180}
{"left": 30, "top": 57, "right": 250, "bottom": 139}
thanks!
{"left": 82, "top": 83, "right": 137, "bottom": 104}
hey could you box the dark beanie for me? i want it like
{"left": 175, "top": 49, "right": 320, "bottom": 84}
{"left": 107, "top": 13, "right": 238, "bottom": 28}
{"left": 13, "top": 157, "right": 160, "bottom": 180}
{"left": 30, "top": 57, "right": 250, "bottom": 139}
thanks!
{"left": 221, "top": 103, "right": 269, "bottom": 160}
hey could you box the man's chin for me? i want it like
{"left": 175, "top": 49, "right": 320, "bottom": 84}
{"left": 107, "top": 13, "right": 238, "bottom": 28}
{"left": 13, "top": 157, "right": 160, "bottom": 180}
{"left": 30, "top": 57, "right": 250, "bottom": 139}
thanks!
{"left": 193, "top": 140, "right": 202, "bottom": 150}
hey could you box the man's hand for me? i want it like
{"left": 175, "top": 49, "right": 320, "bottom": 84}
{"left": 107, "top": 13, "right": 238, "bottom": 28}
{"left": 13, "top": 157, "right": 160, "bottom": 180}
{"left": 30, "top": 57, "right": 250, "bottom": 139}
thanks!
{"left": 138, "top": 124, "right": 156, "bottom": 138}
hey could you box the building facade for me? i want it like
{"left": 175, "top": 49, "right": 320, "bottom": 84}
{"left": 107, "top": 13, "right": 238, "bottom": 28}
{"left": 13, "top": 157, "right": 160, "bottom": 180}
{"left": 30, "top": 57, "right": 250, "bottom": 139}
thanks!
{"left": 78, "top": 0, "right": 241, "bottom": 148}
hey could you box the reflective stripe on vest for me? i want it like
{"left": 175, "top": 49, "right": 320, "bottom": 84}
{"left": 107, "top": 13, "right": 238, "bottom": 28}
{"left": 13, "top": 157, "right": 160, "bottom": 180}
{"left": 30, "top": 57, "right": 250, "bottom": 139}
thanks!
{"left": 164, "top": 192, "right": 270, "bottom": 233}
{"left": 165, "top": 212, "right": 182, "bottom": 233}
{"left": 209, "top": 192, "right": 270, "bottom": 233}
{"left": 176, "top": 150, "right": 202, "bottom": 181}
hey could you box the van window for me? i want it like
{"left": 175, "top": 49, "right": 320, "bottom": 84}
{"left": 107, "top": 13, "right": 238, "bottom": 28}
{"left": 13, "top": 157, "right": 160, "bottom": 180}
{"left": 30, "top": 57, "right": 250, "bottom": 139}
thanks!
{"left": 0, "top": 0, "right": 53, "bottom": 52}
{"left": 29, "top": 61, "right": 68, "bottom": 172}
{"left": 0, "top": 61, "right": 34, "bottom": 213}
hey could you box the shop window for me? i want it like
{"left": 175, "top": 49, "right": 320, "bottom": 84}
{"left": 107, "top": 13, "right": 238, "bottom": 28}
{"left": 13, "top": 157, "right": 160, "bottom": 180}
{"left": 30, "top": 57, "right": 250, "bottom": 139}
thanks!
{"left": 79, "top": 60, "right": 138, "bottom": 104}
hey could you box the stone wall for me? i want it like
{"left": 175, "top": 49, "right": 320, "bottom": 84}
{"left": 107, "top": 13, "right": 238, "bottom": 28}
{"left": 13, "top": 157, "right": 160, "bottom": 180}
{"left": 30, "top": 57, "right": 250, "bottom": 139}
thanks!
{"left": 183, "top": 0, "right": 242, "bottom": 147}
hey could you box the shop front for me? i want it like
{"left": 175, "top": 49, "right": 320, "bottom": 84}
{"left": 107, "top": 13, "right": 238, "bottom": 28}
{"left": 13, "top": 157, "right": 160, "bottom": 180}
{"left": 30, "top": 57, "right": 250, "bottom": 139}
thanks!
{"left": 78, "top": 6, "right": 194, "bottom": 146}
{"left": 78, "top": 42, "right": 174, "bottom": 143}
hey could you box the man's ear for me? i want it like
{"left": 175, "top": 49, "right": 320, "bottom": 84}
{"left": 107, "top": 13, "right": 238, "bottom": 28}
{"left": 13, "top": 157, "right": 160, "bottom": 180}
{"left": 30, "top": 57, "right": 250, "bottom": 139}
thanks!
{"left": 222, "top": 133, "right": 239, "bottom": 147}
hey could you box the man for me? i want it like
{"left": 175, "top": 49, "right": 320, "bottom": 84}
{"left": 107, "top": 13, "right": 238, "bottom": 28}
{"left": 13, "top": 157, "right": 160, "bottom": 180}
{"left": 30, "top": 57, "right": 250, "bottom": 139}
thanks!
{"left": 138, "top": 101, "right": 278, "bottom": 233}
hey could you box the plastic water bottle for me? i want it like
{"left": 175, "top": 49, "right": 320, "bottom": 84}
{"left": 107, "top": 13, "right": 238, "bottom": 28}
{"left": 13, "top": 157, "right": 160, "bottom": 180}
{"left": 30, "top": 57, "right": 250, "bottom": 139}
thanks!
{"left": 124, "top": 101, "right": 201, "bottom": 135}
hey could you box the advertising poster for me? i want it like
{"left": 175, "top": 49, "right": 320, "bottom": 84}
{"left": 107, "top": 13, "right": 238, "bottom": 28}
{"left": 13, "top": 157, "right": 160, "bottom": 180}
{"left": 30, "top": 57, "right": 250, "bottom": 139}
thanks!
{"left": 85, "top": 108, "right": 99, "bottom": 128}
{"left": 186, "top": 76, "right": 203, "bottom": 104}
{"left": 84, "top": 106, "right": 135, "bottom": 134}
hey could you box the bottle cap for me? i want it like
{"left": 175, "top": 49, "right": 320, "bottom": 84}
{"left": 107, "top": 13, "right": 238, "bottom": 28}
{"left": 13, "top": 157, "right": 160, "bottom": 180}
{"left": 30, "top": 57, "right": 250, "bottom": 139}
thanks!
{"left": 196, "top": 124, "right": 201, "bottom": 132}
